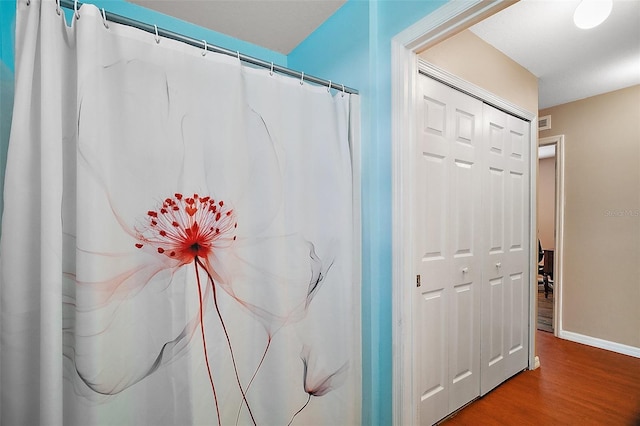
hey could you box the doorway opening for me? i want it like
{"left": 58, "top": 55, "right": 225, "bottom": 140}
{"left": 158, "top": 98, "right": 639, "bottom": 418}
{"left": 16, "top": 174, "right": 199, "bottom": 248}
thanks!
{"left": 537, "top": 142, "right": 556, "bottom": 332}
{"left": 537, "top": 135, "right": 565, "bottom": 336}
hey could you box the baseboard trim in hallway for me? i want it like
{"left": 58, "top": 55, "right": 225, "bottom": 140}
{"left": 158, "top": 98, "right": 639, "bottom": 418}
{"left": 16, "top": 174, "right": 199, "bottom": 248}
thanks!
{"left": 559, "top": 329, "right": 640, "bottom": 359}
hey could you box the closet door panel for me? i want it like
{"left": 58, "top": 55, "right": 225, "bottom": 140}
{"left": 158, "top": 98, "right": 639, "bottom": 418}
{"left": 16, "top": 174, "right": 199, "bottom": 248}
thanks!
{"left": 421, "top": 153, "right": 448, "bottom": 259}
{"left": 504, "top": 115, "right": 530, "bottom": 377}
{"left": 448, "top": 96, "right": 483, "bottom": 415}
{"left": 416, "top": 79, "right": 453, "bottom": 426}
{"left": 416, "top": 75, "right": 482, "bottom": 425}
{"left": 509, "top": 171, "right": 525, "bottom": 251}
{"left": 487, "top": 167, "right": 505, "bottom": 255}
{"left": 487, "top": 277, "right": 505, "bottom": 364}
{"left": 417, "top": 287, "right": 448, "bottom": 422}
{"left": 507, "top": 272, "right": 526, "bottom": 355}
{"left": 481, "top": 104, "right": 530, "bottom": 395}
{"left": 481, "top": 104, "right": 507, "bottom": 394}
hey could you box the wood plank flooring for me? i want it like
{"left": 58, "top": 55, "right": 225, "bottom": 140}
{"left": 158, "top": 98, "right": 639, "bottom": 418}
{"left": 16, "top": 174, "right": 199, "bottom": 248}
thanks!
{"left": 537, "top": 287, "right": 553, "bottom": 333}
{"left": 441, "top": 331, "right": 640, "bottom": 425}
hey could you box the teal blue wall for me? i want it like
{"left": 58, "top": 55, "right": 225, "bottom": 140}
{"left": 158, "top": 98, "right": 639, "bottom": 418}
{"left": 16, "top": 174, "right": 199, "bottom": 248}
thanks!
{"left": 0, "top": 0, "right": 16, "bottom": 223}
{"left": 290, "top": 1, "right": 447, "bottom": 424}
{"left": 0, "top": 0, "right": 15, "bottom": 71}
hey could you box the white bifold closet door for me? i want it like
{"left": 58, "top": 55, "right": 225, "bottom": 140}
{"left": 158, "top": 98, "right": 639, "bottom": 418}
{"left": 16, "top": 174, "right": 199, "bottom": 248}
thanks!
{"left": 415, "top": 75, "right": 530, "bottom": 426}
{"left": 480, "top": 103, "right": 531, "bottom": 396}
{"left": 415, "top": 76, "right": 484, "bottom": 425}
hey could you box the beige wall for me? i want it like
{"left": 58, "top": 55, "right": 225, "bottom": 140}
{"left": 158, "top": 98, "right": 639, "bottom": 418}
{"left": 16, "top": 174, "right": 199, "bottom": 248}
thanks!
{"left": 540, "top": 85, "right": 640, "bottom": 348}
{"left": 419, "top": 30, "right": 538, "bottom": 114}
{"left": 538, "top": 156, "right": 555, "bottom": 250}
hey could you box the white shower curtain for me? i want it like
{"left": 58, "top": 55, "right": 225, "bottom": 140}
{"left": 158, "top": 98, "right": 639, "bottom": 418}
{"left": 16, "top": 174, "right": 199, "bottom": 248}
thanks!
{"left": 0, "top": 1, "right": 360, "bottom": 425}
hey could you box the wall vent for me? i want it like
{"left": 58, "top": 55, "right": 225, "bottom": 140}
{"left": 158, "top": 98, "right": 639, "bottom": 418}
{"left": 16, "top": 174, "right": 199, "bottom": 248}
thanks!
{"left": 538, "top": 115, "right": 551, "bottom": 131}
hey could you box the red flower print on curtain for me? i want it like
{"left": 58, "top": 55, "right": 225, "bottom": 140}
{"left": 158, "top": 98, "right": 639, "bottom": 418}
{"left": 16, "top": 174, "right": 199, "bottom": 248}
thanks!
{"left": 58, "top": 54, "right": 352, "bottom": 426}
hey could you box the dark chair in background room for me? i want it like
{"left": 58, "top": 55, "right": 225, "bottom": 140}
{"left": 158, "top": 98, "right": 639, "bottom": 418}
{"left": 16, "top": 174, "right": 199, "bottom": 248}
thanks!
{"left": 542, "top": 249, "right": 554, "bottom": 298}
{"left": 538, "top": 239, "right": 544, "bottom": 282}
{"left": 538, "top": 240, "right": 554, "bottom": 299}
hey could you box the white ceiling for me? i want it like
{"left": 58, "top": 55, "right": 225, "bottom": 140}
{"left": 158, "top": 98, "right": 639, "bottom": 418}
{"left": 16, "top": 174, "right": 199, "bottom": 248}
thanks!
{"left": 470, "top": 0, "right": 640, "bottom": 108}
{"left": 127, "top": 0, "right": 640, "bottom": 109}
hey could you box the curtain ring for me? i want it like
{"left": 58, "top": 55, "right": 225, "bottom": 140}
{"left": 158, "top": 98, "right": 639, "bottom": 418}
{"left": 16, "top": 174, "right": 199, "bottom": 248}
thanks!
{"left": 202, "top": 40, "right": 207, "bottom": 56}
{"left": 300, "top": 72, "right": 304, "bottom": 86}
{"left": 154, "top": 25, "right": 160, "bottom": 44}
{"left": 269, "top": 62, "right": 274, "bottom": 76}
{"left": 55, "top": 0, "right": 61, "bottom": 15}
{"left": 327, "top": 80, "right": 332, "bottom": 93}
{"left": 74, "top": 0, "right": 80, "bottom": 19}
{"left": 236, "top": 51, "right": 240, "bottom": 60}
{"left": 26, "top": 0, "right": 30, "bottom": 6}
{"left": 101, "top": 8, "right": 109, "bottom": 29}
{"left": 341, "top": 84, "right": 345, "bottom": 97}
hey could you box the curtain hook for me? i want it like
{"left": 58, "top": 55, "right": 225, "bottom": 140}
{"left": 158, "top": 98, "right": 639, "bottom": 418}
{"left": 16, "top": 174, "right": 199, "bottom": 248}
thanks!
{"left": 101, "top": 8, "right": 109, "bottom": 29}
{"left": 327, "top": 80, "right": 332, "bottom": 93}
{"left": 270, "top": 62, "right": 274, "bottom": 76}
{"left": 300, "top": 72, "right": 304, "bottom": 86}
{"left": 202, "top": 40, "right": 207, "bottom": 56}
{"left": 154, "top": 25, "right": 160, "bottom": 44}
{"left": 74, "top": 0, "right": 80, "bottom": 19}
{"left": 341, "top": 84, "right": 345, "bottom": 97}
{"left": 55, "top": 0, "right": 61, "bottom": 15}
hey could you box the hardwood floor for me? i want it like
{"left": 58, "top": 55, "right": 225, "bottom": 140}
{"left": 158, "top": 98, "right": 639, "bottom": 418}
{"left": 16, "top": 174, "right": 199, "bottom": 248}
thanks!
{"left": 441, "top": 331, "right": 640, "bottom": 425}
{"left": 537, "top": 287, "right": 554, "bottom": 333}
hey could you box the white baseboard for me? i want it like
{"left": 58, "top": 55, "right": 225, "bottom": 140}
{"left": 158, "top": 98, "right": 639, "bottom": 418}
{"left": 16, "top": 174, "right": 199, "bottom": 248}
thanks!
{"left": 558, "top": 330, "right": 640, "bottom": 358}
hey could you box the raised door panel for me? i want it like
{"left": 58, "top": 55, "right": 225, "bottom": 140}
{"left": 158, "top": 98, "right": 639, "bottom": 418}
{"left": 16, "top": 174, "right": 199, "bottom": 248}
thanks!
{"left": 487, "top": 167, "right": 505, "bottom": 255}
{"left": 508, "top": 171, "right": 525, "bottom": 252}
{"left": 507, "top": 273, "right": 525, "bottom": 356}
{"left": 420, "top": 153, "right": 448, "bottom": 262}
{"left": 417, "top": 288, "right": 448, "bottom": 423}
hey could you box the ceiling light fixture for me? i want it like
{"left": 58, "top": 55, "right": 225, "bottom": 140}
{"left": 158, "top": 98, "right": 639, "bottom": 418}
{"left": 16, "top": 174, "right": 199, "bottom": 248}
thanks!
{"left": 573, "top": 0, "right": 613, "bottom": 29}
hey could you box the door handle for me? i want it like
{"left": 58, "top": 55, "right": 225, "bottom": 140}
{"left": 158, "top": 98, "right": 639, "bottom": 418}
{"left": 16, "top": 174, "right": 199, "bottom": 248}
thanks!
{"left": 462, "top": 267, "right": 469, "bottom": 274}
{"left": 496, "top": 262, "right": 502, "bottom": 269}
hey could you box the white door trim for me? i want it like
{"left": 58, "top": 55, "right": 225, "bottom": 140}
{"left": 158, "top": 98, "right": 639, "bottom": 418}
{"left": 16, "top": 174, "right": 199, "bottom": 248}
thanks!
{"left": 391, "top": 2, "right": 538, "bottom": 424}
{"left": 538, "top": 135, "right": 565, "bottom": 336}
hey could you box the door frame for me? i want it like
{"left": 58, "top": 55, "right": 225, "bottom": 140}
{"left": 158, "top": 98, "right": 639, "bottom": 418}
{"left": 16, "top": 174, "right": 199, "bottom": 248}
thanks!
{"left": 538, "top": 135, "right": 565, "bottom": 336}
{"left": 391, "top": 2, "right": 539, "bottom": 424}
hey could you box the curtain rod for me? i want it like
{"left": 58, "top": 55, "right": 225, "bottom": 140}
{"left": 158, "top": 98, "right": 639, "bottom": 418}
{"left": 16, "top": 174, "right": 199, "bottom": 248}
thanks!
{"left": 58, "top": 0, "right": 358, "bottom": 95}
